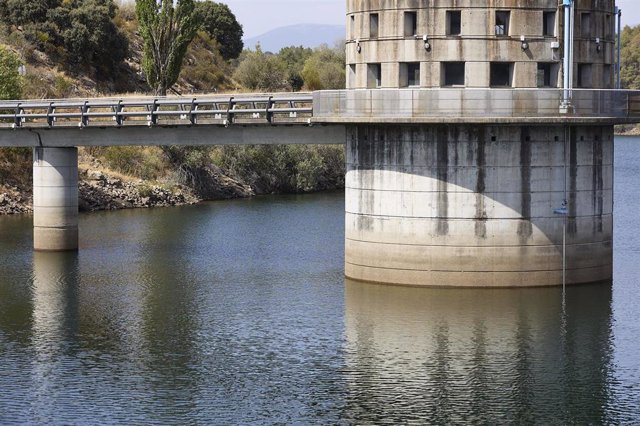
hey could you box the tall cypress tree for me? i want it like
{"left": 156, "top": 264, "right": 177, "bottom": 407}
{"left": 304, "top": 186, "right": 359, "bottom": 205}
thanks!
{"left": 135, "top": 0, "right": 201, "bottom": 95}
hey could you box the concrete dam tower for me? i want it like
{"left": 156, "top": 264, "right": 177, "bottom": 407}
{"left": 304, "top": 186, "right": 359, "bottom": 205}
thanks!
{"left": 342, "top": 0, "right": 618, "bottom": 287}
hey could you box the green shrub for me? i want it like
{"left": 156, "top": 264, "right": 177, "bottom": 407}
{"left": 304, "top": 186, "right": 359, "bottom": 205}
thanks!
{"left": 0, "top": 45, "right": 23, "bottom": 100}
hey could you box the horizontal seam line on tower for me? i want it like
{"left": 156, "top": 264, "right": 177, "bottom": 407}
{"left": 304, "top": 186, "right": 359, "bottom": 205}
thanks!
{"left": 345, "top": 237, "right": 613, "bottom": 248}
{"left": 345, "top": 262, "right": 613, "bottom": 274}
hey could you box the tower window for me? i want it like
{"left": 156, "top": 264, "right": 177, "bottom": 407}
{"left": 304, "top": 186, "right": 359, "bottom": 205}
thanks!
{"left": 446, "top": 10, "right": 461, "bottom": 36}
{"left": 348, "top": 64, "right": 356, "bottom": 88}
{"left": 577, "top": 64, "right": 592, "bottom": 88}
{"left": 581, "top": 13, "right": 591, "bottom": 38}
{"left": 400, "top": 62, "right": 421, "bottom": 87}
{"left": 490, "top": 62, "right": 513, "bottom": 87}
{"left": 370, "top": 13, "right": 379, "bottom": 38}
{"left": 442, "top": 62, "right": 465, "bottom": 86}
{"left": 543, "top": 11, "right": 556, "bottom": 36}
{"left": 367, "top": 63, "right": 382, "bottom": 88}
{"left": 404, "top": 11, "right": 417, "bottom": 36}
{"left": 537, "top": 63, "right": 558, "bottom": 87}
{"left": 349, "top": 16, "right": 355, "bottom": 39}
{"left": 605, "top": 14, "right": 612, "bottom": 38}
{"left": 603, "top": 64, "right": 612, "bottom": 88}
{"left": 495, "top": 11, "right": 510, "bottom": 36}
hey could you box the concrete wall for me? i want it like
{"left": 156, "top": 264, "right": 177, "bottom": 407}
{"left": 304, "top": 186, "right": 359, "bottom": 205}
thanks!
{"left": 345, "top": 124, "right": 613, "bottom": 287}
{"left": 346, "top": 0, "right": 616, "bottom": 89}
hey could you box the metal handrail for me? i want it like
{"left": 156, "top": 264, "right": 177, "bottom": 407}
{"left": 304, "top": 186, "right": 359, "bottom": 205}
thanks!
{"left": 0, "top": 94, "right": 314, "bottom": 129}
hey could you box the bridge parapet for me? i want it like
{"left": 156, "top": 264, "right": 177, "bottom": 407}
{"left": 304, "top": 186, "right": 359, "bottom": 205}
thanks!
{"left": 0, "top": 94, "right": 313, "bottom": 129}
{"left": 313, "top": 89, "right": 640, "bottom": 125}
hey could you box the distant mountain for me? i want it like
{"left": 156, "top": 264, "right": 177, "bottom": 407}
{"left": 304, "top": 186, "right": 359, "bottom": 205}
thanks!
{"left": 244, "top": 24, "right": 345, "bottom": 53}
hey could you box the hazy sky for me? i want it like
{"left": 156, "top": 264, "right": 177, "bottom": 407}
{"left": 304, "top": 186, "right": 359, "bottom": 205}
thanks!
{"left": 614, "top": 0, "right": 640, "bottom": 28}
{"left": 224, "top": 0, "right": 639, "bottom": 38}
{"left": 222, "top": 0, "right": 345, "bottom": 38}
{"left": 120, "top": 1, "right": 640, "bottom": 39}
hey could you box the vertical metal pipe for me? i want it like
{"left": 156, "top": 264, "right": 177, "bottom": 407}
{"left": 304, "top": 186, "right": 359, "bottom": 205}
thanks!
{"left": 569, "top": 1, "right": 575, "bottom": 92}
{"left": 562, "top": 0, "right": 573, "bottom": 106}
{"left": 616, "top": 7, "right": 622, "bottom": 89}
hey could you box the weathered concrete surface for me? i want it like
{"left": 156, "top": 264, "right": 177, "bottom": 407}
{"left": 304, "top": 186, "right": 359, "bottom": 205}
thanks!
{"left": 346, "top": 0, "right": 616, "bottom": 89}
{"left": 345, "top": 124, "right": 613, "bottom": 287}
{"left": 33, "top": 147, "right": 79, "bottom": 251}
{"left": 312, "top": 89, "right": 640, "bottom": 124}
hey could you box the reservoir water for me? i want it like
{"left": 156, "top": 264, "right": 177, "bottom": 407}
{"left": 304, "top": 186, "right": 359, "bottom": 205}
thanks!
{"left": 1, "top": 137, "right": 640, "bottom": 424}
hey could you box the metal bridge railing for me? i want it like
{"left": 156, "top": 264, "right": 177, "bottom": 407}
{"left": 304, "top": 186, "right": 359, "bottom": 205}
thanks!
{"left": 0, "top": 94, "right": 313, "bottom": 129}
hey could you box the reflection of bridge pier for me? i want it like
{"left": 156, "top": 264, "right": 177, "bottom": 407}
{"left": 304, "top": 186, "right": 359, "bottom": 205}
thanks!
{"left": 30, "top": 251, "right": 79, "bottom": 411}
{"left": 343, "top": 279, "right": 614, "bottom": 423}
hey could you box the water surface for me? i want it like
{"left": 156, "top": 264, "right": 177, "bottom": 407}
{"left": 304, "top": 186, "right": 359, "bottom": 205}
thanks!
{"left": 1, "top": 138, "right": 640, "bottom": 423}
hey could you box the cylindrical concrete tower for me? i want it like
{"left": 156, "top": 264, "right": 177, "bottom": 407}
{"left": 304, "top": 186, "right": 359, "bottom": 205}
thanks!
{"left": 342, "top": 0, "right": 617, "bottom": 287}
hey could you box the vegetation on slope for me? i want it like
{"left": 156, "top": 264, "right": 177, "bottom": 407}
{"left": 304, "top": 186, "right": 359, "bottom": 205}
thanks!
{"left": 0, "top": 0, "right": 346, "bottom": 214}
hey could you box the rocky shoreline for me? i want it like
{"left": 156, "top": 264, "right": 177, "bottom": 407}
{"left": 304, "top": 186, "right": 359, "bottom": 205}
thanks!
{"left": 0, "top": 167, "right": 255, "bottom": 216}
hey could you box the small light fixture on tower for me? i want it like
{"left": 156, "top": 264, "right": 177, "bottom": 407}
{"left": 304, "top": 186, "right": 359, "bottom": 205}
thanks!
{"left": 423, "top": 35, "right": 431, "bottom": 51}
{"left": 520, "top": 35, "right": 529, "bottom": 51}
{"left": 595, "top": 37, "right": 602, "bottom": 53}
{"left": 356, "top": 39, "right": 361, "bottom": 53}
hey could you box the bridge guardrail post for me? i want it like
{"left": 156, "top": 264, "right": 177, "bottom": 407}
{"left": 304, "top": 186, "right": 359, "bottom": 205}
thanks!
{"left": 80, "top": 101, "right": 89, "bottom": 128}
{"left": 148, "top": 99, "right": 158, "bottom": 126}
{"left": 227, "top": 97, "right": 235, "bottom": 125}
{"left": 266, "top": 96, "right": 274, "bottom": 124}
{"left": 47, "top": 102, "right": 55, "bottom": 127}
{"left": 13, "top": 103, "right": 22, "bottom": 128}
{"left": 189, "top": 98, "right": 198, "bottom": 125}
{"left": 114, "top": 100, "right": 124, "bottom": 126}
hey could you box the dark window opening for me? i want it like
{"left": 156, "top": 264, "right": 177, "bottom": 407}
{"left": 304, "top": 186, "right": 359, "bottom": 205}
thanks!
{"left": 404, "top": 11, "right": 418, "bottom": 36}
{"left": 495, "top": 11, "right": 510, "bottom": 36}
{"left": 543, "top": 11, "right": 556, "bottom": 36}
{"left": 603, "top": 64, "right": 612, "bottom": 88}
{"left": 350, "top": 16, "right": 355, "bottom": 39}
{"left": 537, "top": 63, "right": 558, "bottom": 87}
{"left": 577, "top": 64, "right": 592, "bottom": 88}
{"left": 401, "top": 62, "right": 421, "bottom": 87}
{"left": 367, "top": 63, "right": 382, "bottom": 88}
{"left": 446, "top": 10, "right": 461, "bottom": 35}
{"left": 581, "top": 13, "right": 591, "bottom": 38}
{"left": 370, "top": 13, "right": 379, "bottom": 38}
{"left": 490, "top": 62, "right": 513, "bottom": 87}
{"left": 443, "top": 62, "right": 465, "bottom": 86}
{"left": 348, "top": 64, "right": 356, "bottom": 88}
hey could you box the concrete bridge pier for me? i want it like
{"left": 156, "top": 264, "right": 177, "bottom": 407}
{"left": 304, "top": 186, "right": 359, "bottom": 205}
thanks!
{"left": 33, "top": 147, "right": 79, "bottom": 251}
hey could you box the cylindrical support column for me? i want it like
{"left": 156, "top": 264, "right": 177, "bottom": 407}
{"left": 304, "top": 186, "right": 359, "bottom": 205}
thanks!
{"left": 345, "top": 124, "right": 613, "bottom": 287}
{"left": 33, "top": 147, "right": 79, "bottom": 251}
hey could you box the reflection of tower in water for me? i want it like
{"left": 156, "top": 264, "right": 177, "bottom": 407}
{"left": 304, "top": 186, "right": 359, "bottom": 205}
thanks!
{"left": 343, "top": 279, "right": 614, "bottom": 424}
